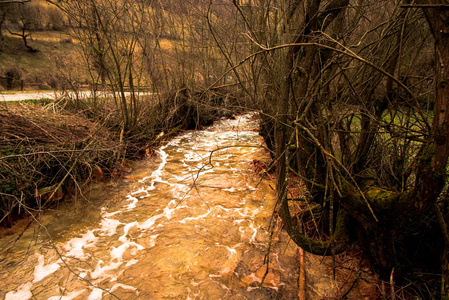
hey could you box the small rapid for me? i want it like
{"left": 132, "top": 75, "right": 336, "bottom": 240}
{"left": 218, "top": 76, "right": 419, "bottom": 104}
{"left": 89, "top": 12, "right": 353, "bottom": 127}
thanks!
{"left": 0, "top": 113, "right": 300, "bottom": 299}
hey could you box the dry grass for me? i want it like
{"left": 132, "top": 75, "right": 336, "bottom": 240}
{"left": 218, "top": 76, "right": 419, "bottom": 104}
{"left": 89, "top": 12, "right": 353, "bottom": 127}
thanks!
{"left": 0, "top": 103, "right": 122, "bottom": 227}
{"left": 1, "top": 105, "right": 110, "bottom": 145}
{"left": 2, "top": 30, "right": 74, "bottom": 43}
{"left": 0, "top": 35, "right": 86, "bottom": 91}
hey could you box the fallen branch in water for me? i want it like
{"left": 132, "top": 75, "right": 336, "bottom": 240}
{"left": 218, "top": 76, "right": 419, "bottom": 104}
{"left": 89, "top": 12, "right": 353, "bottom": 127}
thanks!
{"left": 298, "top": 247, "right": 306, "bottom": 299}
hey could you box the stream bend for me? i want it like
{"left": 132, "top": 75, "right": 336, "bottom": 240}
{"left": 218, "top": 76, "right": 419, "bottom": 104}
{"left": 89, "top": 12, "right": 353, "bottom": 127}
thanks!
{"left": 0, "top": 113, "right": 300, "bottom": 299}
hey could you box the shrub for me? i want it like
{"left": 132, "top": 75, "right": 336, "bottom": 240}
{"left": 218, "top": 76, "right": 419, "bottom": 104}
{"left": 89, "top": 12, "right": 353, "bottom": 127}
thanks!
{"left": 4, "top": 67, "right": 22, "bottom": 90}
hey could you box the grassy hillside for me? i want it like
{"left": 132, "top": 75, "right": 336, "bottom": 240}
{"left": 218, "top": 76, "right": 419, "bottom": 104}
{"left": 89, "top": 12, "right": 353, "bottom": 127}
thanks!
{"left": 0, "top": 32, "right": 86, "bottom": 91}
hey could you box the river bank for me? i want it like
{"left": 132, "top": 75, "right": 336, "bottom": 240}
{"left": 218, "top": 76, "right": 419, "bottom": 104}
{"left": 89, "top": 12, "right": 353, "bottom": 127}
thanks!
{"left": 1, "top": 113, "right": 384, "bottom": 299}
{"left": 0, "top": 114, "right": 299, "bottom": 299}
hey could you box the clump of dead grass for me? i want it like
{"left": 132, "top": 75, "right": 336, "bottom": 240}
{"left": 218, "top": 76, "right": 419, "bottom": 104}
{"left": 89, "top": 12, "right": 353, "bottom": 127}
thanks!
{"left": 0, "top": 103, "right": 122, "bottom": 226}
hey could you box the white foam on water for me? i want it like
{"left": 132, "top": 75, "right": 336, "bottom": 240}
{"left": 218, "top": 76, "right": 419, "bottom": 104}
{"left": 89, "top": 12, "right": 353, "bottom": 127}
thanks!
{"left": 99, "top": 218, "right": 122, "bottom": 236}
{"left": 148, "top": 234, "right": 159, "bottom": 247}
{"left": 63, "top": 230, "right": 98, "bottom": 259}
{"left": 214, "top": 205, "right": 236, "bottom": 213}
{"left": 126, "top": 259, "right": 138, "bottom": 267}
{"left": 248, "top": 223, "right": 259, "bottom": 243}
{"left": 179, "top": 210, "right": 211, "bottom": 224}
{"left": 163, "top": 200, "right": 177, "bottom": 219}
{"left": 87, "top": 288, "right": 103, "bottom": 300}
{"left": 4, "top": 282, "right": 33, "bottom": 300}
{"left": 139, "top": 145, "right": 169, "bottom": 185}
{"left": 226, "top": 245, "right": 239, "bottom": 256}
{"left": 111, "top": 283, "right": 137, "bottom": 292}
{"left": 236, "top": 207, "right": 258, "bottom": 218}
{"left": 131, "top": 187, "right": 150, "bottom": 197}
{"left": 247, "top": 272, "right": 262, "bottom": 283}
{"left": 171, "top": 182, "right": 191, "bottom": 199}
{"left": 90, "top": 260, "right": 122, "bottom": 280}
{"left": 33, "top": 254, "right": 61, "bottom": 283}
{"left": 153, "top": 177, "right": 172, "bottom": 186}
{"left": 111, "top": 241, "right": 144, "bottom": 261}
{"left": 139, "top": 199, "right": 178, "bottom": 229}
{"left": 102, "top": 209, "right": 121, "bottom": 218}
{"left": 270, "top": 253, "right": 285, "bottom": 272}
{"left": 119, "top": 221, "right": 138, "bottom": 243}
{"left": 125, "top": 195, "right": 139, "bottom": 210}
{"left": 109, "top": 220, "right": 145, "bottom": 262}
{"left": 199, "top": 167, "right": 215, "bottom": 175}
{"left": 138, "top": 213, "right": 163, "bottom": 230}
{"left": 236, "top": 221, "right": 261, "bottom": 244}
{"left": 246, "top": 183, "right": 257, "bottom": 191}
{"left": 47, "top": 289, "right": 86, "bottom": 300}
{"left": 48, "top": 134, "right": 189, "bottom": 290}
{"left": 174, "top": 174, "right": 190, "bottom": 182}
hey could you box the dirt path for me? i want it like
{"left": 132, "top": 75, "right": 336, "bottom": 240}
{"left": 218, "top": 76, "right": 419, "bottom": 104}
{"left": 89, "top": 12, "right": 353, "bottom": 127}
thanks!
{"left": 0, "top": 91, "right": 151, "bottom": 102}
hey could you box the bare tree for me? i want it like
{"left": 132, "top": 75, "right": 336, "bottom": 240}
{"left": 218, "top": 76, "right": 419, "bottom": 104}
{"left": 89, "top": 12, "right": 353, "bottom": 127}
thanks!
{"left": 4, "top": 1, "right": 38, "bottom": 51}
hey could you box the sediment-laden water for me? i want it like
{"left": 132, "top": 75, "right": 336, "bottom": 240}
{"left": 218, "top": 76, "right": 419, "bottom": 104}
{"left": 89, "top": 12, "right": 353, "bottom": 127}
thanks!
{"left": 0, "top": 113, "right": 301, "bottom": 299}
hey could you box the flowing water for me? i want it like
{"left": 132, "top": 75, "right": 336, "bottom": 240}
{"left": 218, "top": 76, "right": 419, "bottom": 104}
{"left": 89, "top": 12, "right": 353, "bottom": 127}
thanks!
{"left": 0, "top": 113, "right": 301, "bottom": 299}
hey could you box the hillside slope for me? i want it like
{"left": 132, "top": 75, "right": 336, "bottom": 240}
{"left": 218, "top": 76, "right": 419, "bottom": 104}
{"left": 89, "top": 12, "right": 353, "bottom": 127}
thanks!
{"left": 0, "top": 33, "right": 85, "bottom": 91}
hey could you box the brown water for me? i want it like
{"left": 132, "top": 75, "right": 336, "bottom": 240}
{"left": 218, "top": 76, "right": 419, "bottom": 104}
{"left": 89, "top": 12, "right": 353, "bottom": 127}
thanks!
{"left": 0, "top": 113, "right": 301, "bottom": 299}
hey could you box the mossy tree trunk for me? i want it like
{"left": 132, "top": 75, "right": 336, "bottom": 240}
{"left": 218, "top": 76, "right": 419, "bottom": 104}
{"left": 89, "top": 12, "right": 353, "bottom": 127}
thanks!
{"left": 420, "top": 2, "right": 449, "bottom": 296}
{"left": 275, "top": 0, "right": 354, "bottom": 264}
{"left": 220, "top": 0, "right": 447, "bottom": 292}
{"left": 274, "top": 0, "right": 449, "bottom": 283}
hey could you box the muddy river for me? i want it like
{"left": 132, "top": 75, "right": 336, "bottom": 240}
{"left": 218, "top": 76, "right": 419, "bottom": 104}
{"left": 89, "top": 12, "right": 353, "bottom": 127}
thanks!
{"left": 0, "top": 114, "right": 306, "bottom": 299}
